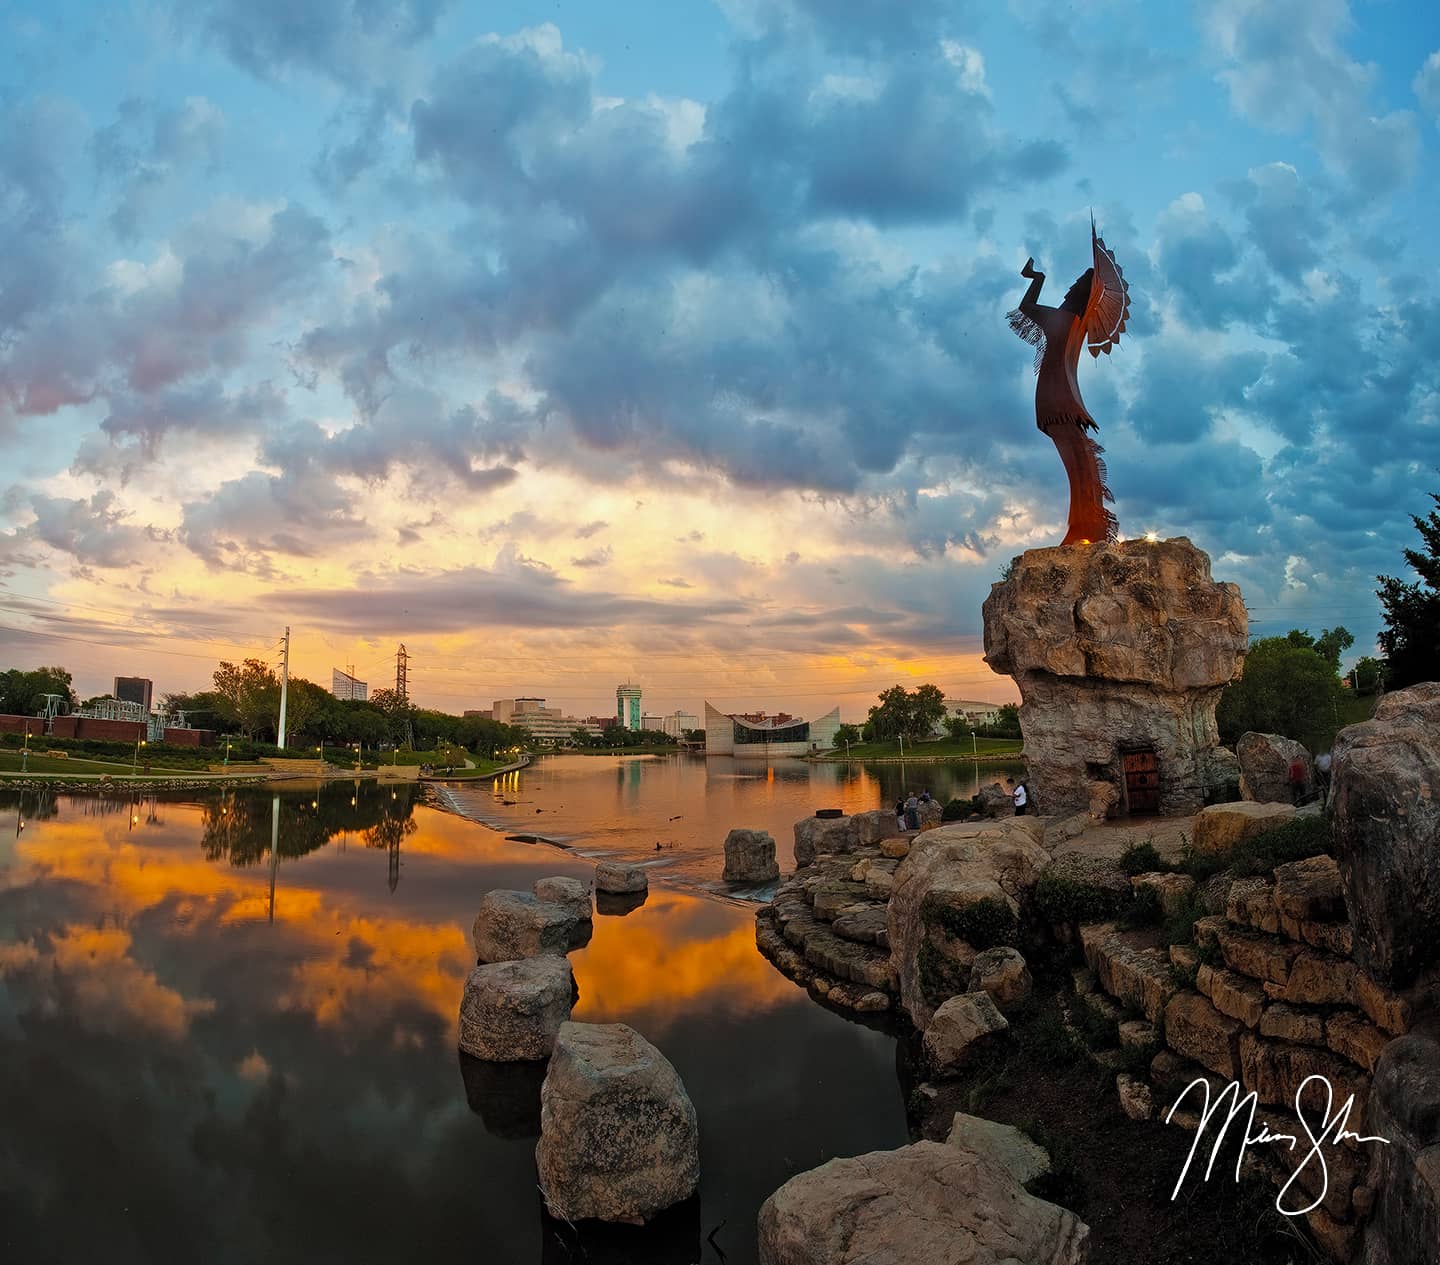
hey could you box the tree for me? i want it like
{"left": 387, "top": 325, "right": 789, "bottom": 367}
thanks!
{"left": 1350, "top": 656, "right": 1385, "bottom": 695}
{"left": 911, "top": 684, "right": 947, "bottom": 738}
{"left": 835, "top": 722, "right": 862, "bottom": 747}
{"left": 212, "top": 659, "right": 280, "bottom": 739}
{"left": 0, "top": 665, "right": 76, "bottom": 715}
{"left": 988, "top": 703, "right": 1021, "bottom": 738}
{"left": 867, "top": 684, "right": 948, "bottom": 741}
{"left": 1217, "top": 635, "right": 1344, "bottom": 752}
{"left": 1378, "top": 494, "right": 1440, "bottom": 688}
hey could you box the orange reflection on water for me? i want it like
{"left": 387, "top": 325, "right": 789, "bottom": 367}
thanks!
{"left": 570, "top": 889, "right": 796, "bottom": 1026}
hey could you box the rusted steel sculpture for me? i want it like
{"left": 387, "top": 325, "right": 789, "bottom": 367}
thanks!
{"left": 1008, "top": 220, "right": 1130, "bottom": 545}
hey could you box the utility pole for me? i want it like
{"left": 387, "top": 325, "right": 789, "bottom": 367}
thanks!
{"left": 278, "top": 626, "right": 291, "bottom": 749}
{"left": 395, "top": 643, "right": 409, "bottom": 702}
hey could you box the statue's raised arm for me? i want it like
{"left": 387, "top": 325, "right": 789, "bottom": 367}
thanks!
{"left": 1006, "top": 222, "right": 1130, "bottom": 546}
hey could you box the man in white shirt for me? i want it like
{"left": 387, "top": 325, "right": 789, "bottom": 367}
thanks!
{"left": 1008, "top": 779, "right": 1028, "bottom": 816}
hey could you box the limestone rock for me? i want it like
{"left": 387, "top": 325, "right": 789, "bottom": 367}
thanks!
{"left": 1272, "top": 854, "right": 1344, "bottom": 923}
{"left": 945, "top": 1113, "right": 1051, "bottom": 1185}
{"left": 458, "top": 957, "right": 574, "bottom": 1061}
{"left": 1237, "top": 731, "right": 1313, "bottom": 803}
{"left": 1080, "top": 923, "right": 1176, "bottom": 1023}
{"left": 595, "top": 861, "right": 648, "bottom": 895}
{"left": 793, "top": 813, "right": 863, "bottom": 868}
{"left": 1325, "top": 1010, "right": 1391, "bottom": 1074}
{"left": 1332, "top": 682, "right": 1440, "bottom": 987}
{"left": 1196, "top": 962, "right": 1266, "bottom": 1028}
{"left": 1088, "top": 778, "right": 1120, "bottom": 821}
{"left": 722, "top": 828, "right": 780, "bottom": 883}
{"left": 536, "top": 1022, "right": 699, "bottom": 1224}
{"left": 1258, "top": 1003, "right": 1324, "bottom": 1046}
{"left": 472, "top": 890, "right": 585, "bottom": 963}
{"left": 1238, "top": 1031, "right": 1368, "bottom": 1118}
{"left": 756, "top": 1141, "right": 1089, "bottom": 1265}
{"left": 1118, "top": 1019, "right": 1159, "bottom": 1053}
{"left": 1215, "top": 925, "right": 1302, "bottom": 984}
{"left": 923, "top": 992, "right": 1008, "bottom": 1075}
{"left": 880, "top": 837, "right": 910, "bottom": 860}
{"left": 974, "top": 782, "right": 1014, "bottom": 818}
{"left": 967, "top": 946, "right": 1033, "bottom": 1007}
{"left": 1165, "top": 992, "right": 1244, "bottom": 1080}
{"left": 1191, "top": 800, "right": 1296, "bottom": 856}
{"left": 982, "top": 537, "right": 1247, "bottom": 815}
{"left": 1226, "top": 877, "right": 1280, "bottom": 933}
{"left": 1117, "top": 1072, "right": 1154, "bottom": 1120}
{"left": 887, "top": 818, "right": 1050, "bottom": 1028}
{"left": 533, "top": 875, "right": 592, "bottom": 920}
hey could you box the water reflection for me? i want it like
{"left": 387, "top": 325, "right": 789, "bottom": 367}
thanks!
{"left": 0, "top": 787, "right": 909, "bottom": 1264}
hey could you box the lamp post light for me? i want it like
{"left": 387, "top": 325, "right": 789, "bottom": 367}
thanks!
{"left": 971, "top": 730, "right": 978, "bottom": 759}
{"left": 21, "top": 726, "right": 31, "bottom": 774}
{"left": 132, "top": 737, "right": 146, "bottom": 776}
{"left": 224, "top": 738, "right": 232, "bottom": 767}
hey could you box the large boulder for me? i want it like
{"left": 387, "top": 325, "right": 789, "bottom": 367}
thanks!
{"left": 887, "top": 819, "right": 1050, "bottom": 1029}
{"left": 458, "top": 956, "right": 574, "bottom": 1061}
{"left": 1237, "top": 731, "right": 1313, "bottom": 803}
{"left": 1190, "top": 800, "right": 1296, "bottom": 856}
{"left": 757, "top": 1140, "right": 1089, "bottom": 1265}
{"left": 975, "top": 782, "right": 1013, "bottom": 817}
{"left": 473, "top": 890, "right": 585, "bottom": 963}
{"left": 923, "top": 991, "right": 1009, "bottom": 1075}
{"left": 793, "top": 814, "right": 862, "bottom": 868}
{"left": 945, "top": 1113, "right": 1051, "bottom": 1185}
{"left": 595, "top": 861, "right": 648, "bottom": 895}
{"left": 722, "top": 829, "right": 780, "bottom": 883}
{"left": 983, "top": 537, "right": 1246, "bottom": 815}
{"left": 1332, "top": 683, "right": 1440, "bottom": 986}
{"left": 536, "top": 1022, "right": 700, "bottom": 1225}
{"left": 1361, "top": 1024, "right": 1440, "bottom": 1265}
{"left": 534, "top": 875, "right": 593, "bottom": 920}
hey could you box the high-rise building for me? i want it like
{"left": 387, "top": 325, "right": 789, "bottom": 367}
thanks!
{"left": 660, "top": 710, "right": 700, "bottom": 738}
{"left": 616, "top": 682, "right": 642, "bottom": 730}
{"left": 332, "top": 668, "right": 368, "bottom": 701}
{"left": 113, "top": 676, "right": 153, "bottom": 710}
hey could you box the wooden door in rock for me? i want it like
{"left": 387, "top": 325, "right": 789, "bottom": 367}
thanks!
{"left": 1122, "top": 748, "right": 1160, "bottom": 815}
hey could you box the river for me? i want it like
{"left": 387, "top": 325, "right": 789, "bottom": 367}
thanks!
{"left": 0, "top": 754, "right": 1020, "bottom": 1265}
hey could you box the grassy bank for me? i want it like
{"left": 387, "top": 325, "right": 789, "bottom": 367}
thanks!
{"left": 569, "top": 744, "right": 682, "bottom": 756}
{"left": 422, "top": 757, "right": 515, "bottom": 779}
{"left": 0, "top": 750, "right": 200, "bottom": 776}
{"left": 819, "top": 737, "right": 1023, "bottom": 761}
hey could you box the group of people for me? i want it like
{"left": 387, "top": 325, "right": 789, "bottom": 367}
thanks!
{"left": 894, "top": 789, "right": 933, "bottom": 831}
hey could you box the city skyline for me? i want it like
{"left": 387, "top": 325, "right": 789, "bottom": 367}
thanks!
{"left": 2, "top": 3, "right": 1437, "bottom": 717}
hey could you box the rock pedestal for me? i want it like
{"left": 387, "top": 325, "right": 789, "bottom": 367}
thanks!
{"left": 473, "top": 890, "right": 588, "bottom": 963}
{"left": 536, "top": 1022, "right": 700, "bottom": 1225}
{"left": 983, "top": 537, "right": 1247, "bottom": 816}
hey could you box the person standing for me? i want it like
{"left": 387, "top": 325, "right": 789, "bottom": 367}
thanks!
{"left": 904, "top": 792, "right": 921, "bottom": 831}
{"left": 1287, "top": 756, "right": 1308, "bottom": 805}
{"left": 1315, "top": 751, "right": 1332, "bottom": 798}
{"left": 1009, "top": 779, "right": 1028, "bottom": 816}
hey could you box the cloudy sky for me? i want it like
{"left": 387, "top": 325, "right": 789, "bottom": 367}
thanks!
{"left": 2, "top": 0, "right": 1437, "bottom": 719}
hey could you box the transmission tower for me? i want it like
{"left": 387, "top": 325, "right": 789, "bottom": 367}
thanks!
{"left": 395, "top": 643, "right": 410, "bottom": 703}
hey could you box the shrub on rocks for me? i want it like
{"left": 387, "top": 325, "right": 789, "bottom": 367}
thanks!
{"left": 939, "top": 897, "right": 1018, "bottom": 950}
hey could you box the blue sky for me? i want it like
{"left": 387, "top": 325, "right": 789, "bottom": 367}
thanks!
{"left": 2, "top": 0, "right": 1438, "bottom": 715}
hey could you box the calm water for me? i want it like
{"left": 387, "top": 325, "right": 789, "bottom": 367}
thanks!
{"left": 0, "top": 758, "right": 1016, "bottom": 1265}
{"left": 436, "top": 752, "right": 1025, "bottom": 897}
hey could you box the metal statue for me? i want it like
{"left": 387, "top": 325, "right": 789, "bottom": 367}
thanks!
{"left": 1008, "top": 220, "right": 1130, "bottom": 545}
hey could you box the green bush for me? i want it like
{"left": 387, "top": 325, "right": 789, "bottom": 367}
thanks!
{"left": 1162, "top": 890, "right": 1209, "bottom": 946}
{"left": 1117, "top": 884, "right": 1163, "bottom": 930}
{"left": 1118, "top": 841, "right": 1163, "bottom": 876}
{"left": 937, "top": 897, "right": 1019, "bottom": 950}
{"left": 1033, "top": 875, "right": 1130, "bottom": 925}
{"left": 1180, "top": 813, "right": 1334, "bottom": 880}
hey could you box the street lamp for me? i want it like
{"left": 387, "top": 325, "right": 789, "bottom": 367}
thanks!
{"left": 21, "top": 725, "right": 31, "bottom": 774}
{"left": 224, "top": 738, "right": 232, "bottom": 767}
{"left": 132, "top": 737, "right": 146, "bottom": 776}
{"left": 970, "top": 730, "right": 977, "bottom": 758}
{"left": 317, "top": 741, "right": 324, "bottom": 765}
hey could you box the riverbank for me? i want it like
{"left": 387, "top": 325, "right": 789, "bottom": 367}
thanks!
{"left": 0, "top": 774, "right": 271, "bottom": 792}
{"left": 813, "top": 737, "right": 1023, "bottom": 763}
{"left": 421, "top": 755, "right": 530, "bottom": 781}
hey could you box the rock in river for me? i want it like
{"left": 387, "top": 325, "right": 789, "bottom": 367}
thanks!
{"left": 533, "top": 875, "right": 593, "bottom": 920}
{"left": 722, "top": 828, "right": 780, "bottom": 883}
{"left": 459, "top": 956, "right": 574, "bottom": 1061}
{"left": 595, "top": 861, "right": 649, "bottom": 895}
{"left": 473, "top": 890, "right": 587, "bottom": 963}
{"left": 537, "top": 1022, "right": 700, "bottom": 1225}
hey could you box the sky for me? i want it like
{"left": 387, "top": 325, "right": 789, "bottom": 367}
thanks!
{"left": 2, "top": 0, "right": 1438, "bottom": 721}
